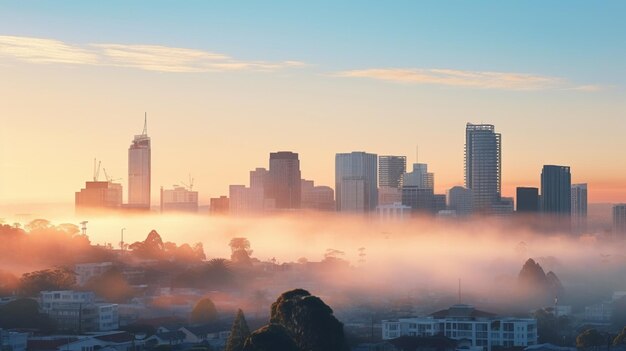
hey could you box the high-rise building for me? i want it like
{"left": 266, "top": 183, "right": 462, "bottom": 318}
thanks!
{"left": 75, "top": 181, "right": 123, "bottom": 211}
{"left": 379, "top": 155, "right": 406, "bottom": 189}
{"left": 301, "top": 179, "right": 335, "bottom": 211}
{"left": 447, "top": 186, "right": 473, "bottom": 216}
{"left": 250, "top": 167, "right": 269, "bottom": 192}
{"left": 378, "top": 186, "right": 402, "bottom": 206}
{"left": 160, "top": 186, "right": 198, "bottom": 213}
{"left": 541, "top": 165, "right": 571, "bottom": 215}
{"left": 516, "top": 187, "right": 539, "bottom": 212}
{"left": 335, "top": 152, "right": 378, "bottom": 212}
{"left": 613, "top": 204, "right": 626, "bottom": 236}
{"left": 267, "top": 152, "right": 301, "bottom": 209}
{"left": 402, "top": 163, "right": 435, "bottom": 213}
{"left": 433, "top": 194, "right": 447, "bottom": 213}
{"left": 403, "top": 163, "right": 434, "bottom": 189}
{"left": 465, "top": 123, "right": 501, "bottom": 213}
{"left": 571, "top": 183, "right": 588, "bottom": 233}
{"left": 229, "top": 185, "right": 274, "bottom": 214}
{"left": 128, "top": 116, "right": 151, "bottom": 209}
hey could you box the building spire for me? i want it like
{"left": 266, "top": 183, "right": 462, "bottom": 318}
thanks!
{"left": 142, "top": 112, "right": 148, "bottom": 135}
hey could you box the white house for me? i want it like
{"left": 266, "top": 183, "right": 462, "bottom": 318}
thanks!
{"left": 382, "top": 304, "right": 538, "bottom": 351}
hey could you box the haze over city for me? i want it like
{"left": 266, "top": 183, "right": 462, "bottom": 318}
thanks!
{"left": 2, "top": 2, "right": 626, "bottom": 351}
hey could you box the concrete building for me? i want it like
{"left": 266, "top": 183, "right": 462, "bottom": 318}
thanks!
{"left": 209, "top": 196, "right": 229, "bottom": 214}
{"left": 336, "top": 152, "right": 378, "bottom": 212}
{"left": 541, "top": 165, "right": 571, "bottom": 215}
{"left": 402, "top": 163, "right": 435, "bottom": 213}
{"left": 378, "top": 186, "right": 402, "bottom": 206}
{"left": 128, "top": 117, "right": 151, "bottom": 209}
{"left": 75, "top": 262, "right": 113, "bottom": 286}
{"left": 301, "top": 179, "right": 335, "bottom": 211}
{"left": 571, "top": 183, "right": 588, "bottom": 233}
{"left": 40, "top": 291, "right": 119, "bottom": 332}
{"left": 229, "top": 185, "right": 272, "bottom": 215}
{"left": 377, "top": 202, "right": 411, "bottom": 221}
{"left": 517, "top": 187, "right": 539, "bottom": 212}
{"left": 160, "top": 186, "right": 198, "bottom": 213}
{"left": 448, "top": 186, "right": 473, "bottom": 216}
{"left": 465, "top": 123, "right": 502, "bottom": 214}
{"left": 379, "top": 155, "right": 407, "bottom": 189}
{"left": 613, "top": 204, "right": 626, "bottom": 236}
{"left": 75, "top": 181, "right": 123, "bottom": 211}
{"left": 382, "top": 304, "right": 537, "bottom": 351}
{"left": 250, "top": 167, "right": 269, "bottom": 191}
{"left": 267, "top": 152, "right": 301, "bottom": 209}
{"left": 403, "top": 163, "right": 434, "bottom": 189}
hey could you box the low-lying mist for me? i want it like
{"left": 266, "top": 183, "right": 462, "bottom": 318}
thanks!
{"left": 1, "top": 210, "right": 625, "bottom": 316}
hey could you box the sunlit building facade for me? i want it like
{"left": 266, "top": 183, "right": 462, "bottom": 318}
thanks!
{"left": 335, "top": 152, "right": 378, "bottom": 212}
{"left": 160, "top": 186, "right": 198, "bottom": 213}
{"left": 267, "top": 152, "right": 301, "bottom": 209}
{"left": 379, "top": 155, "right": 406, "bottom": 189}
{"left": 465, "top": 123, "right": 501, "bottom": 214}
{"left": 128, "top": 119, "right": 151, "bottom": 209}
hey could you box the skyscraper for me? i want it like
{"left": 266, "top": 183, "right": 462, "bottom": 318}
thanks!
{"left": 465, "top": 123, "right": 501, "bottom": 213}
{"left": 128, "top": 116, "right": 151, "bottom": 209}
{"left": 613, "top": 204, "right": 626, "bottom": 236}
{"left": 541, "top": 165, "right": 571, "bottom": 215}
{"left": 379, "top": 155, "right": 406, "bottom": 189}
{"left": 571, "top": 183, "right": 588, "bottom": 233}
{"left": 448, "top": 186, "right": 473, "bottom": 216}
{"left": 516, "top": 187, "right": 539, "bottom": 212}
{"left": 401, "top": 163, "right": 435, "bottom": 213}
{"left": 335, "top": 152, "right": 378, "bottom": 212}
{"left": 267, "top": 151, "right": 301, "bottom": 209}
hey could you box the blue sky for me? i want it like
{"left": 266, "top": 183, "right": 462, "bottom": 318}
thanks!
{"left": 1, "top": 0, "right": 625, "bottom": 85}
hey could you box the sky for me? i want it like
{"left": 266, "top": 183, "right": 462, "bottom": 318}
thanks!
{"left": 0, "top": 1, "right": 625, "bottom": 206}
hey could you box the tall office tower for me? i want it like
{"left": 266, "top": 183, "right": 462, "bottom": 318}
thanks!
{"left": 266, "top": 152, "right": 301, "bottom": 209}
{"left": 250, "top": 167, "right": 269, "bottom": 191}
{"left": 379, "top": 155, "right": 407, "bottom": 189}
{"left": 402, "top": 163, "right": 434, "bottom": 189}
{"left": 541, "top": 165, "right": 571, "bottom": 215}
{"left": 571, "top": 183, "right": 588, "bottom": 233}
{"left": 613, "top": 204, "right": 626, "bottom": 236}
{"left": 401, "top": 163, "right": 435, "bottom": 213}
{"left": 448, "top": 186, "right": 473, "bottom": 216}
{"left": 335, "top": 152, "right": 378, "bottom": 212}
{"left": 465, "top": 123, "right": 501, "bottom": 213}
{"left": 128, "top": 116, "right": 151, "bottom": 209}
{"left": 516, "top": 187, "right": 539, "bottom": 212}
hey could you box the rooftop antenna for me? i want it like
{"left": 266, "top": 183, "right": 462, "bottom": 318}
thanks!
{"left": 142, "top": 112, "right": 148, "bottom": 135}
{"left": 93, "top": 158, "right": 101, "bottom": 181}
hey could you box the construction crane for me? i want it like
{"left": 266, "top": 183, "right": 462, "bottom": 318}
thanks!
{"left": 93, "top": 158, "right": 102, "bottom": 181}
{"left": 102, "top": 168, "right": 122, "bottom": 183}
{"left": 180, "top": 174, "right": 194, "bottom": 191}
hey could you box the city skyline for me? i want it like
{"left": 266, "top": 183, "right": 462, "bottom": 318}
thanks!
{"left": 1, "top": 1, "right": 626, "bottom": 205}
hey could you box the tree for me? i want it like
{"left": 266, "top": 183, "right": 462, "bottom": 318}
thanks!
{"left": 230, "top": 238, "right": 253, "bottom": 266}
{"left": 190, "top": 297, "right": 218, "bottom": 325}
{"left": 225, "top": 309, "right": 251, "bottom": 351}
{"left": 19, "top": 267, "right": 76, "bottom": 296}
{"left": 613, "top": 327, "right": 626, "bottom": 346}
{"left": 576, "top": 329, "right": 607, "bottom": 350}
{"left": 129, "top": 230, "right": 166, "bottom": 260}
{"left": 242, "top": 324, "right": 299, "bottom": 351}
{"left": 267, "top": 289, "right": 349, "bottom": 351}
{"left": 84, "top": 267, "right": 134, "bottom": 303}
{"left": 0, "top": 298, "right": 56, "bottom": 331}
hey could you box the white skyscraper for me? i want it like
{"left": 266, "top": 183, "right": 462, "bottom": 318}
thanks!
{"left": 128, "top": 116, "right": 151, "bottom": 209}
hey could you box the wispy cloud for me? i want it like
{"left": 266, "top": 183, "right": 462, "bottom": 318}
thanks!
{"left": 335, "top": 68, "right": 600, "bottom": 91}
{"left": 0, "top": 35, "right": 306, "bottom": 73}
